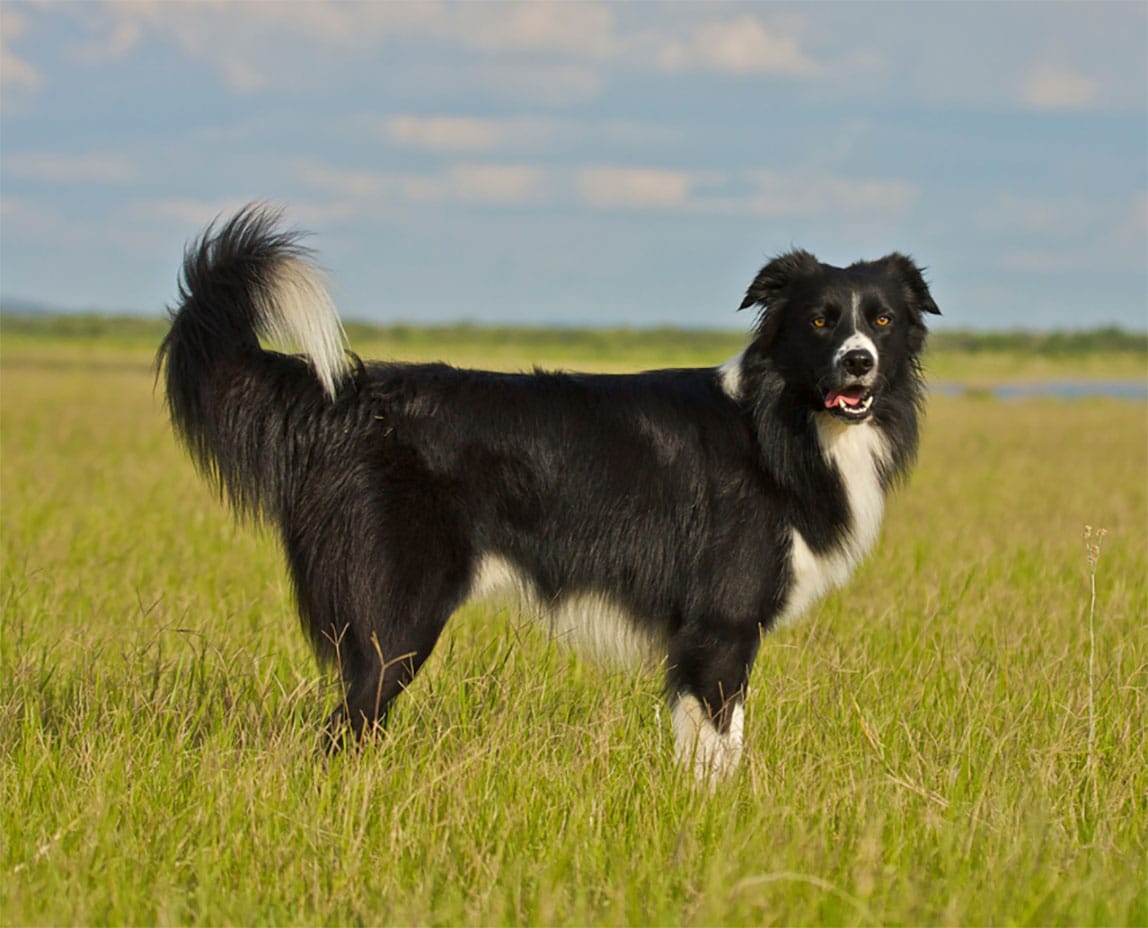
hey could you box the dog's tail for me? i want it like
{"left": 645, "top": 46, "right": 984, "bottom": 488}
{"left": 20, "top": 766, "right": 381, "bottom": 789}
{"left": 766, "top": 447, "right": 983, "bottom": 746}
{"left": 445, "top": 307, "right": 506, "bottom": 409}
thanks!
{"left": 157, "top": 203, "right": 350, "bottom": 522}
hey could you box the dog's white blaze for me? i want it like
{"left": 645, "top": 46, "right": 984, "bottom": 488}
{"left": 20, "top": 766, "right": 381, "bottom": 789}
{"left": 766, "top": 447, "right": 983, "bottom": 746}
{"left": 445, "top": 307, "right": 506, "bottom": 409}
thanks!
{"left": 779, "top": 418, "right": 889, "bottom": 626}
{"left": 256, "top": 255, "right": 349, "bottom": 398}
{"left": 717, "top": 351, "right": 745, "bottom": 399}
{"left": 672, "top": 693, "right": 744, "bottom": 783}
{"left": 833, "top": 290, "right": 878, "bottom": 378}
{"left": 470, "top": 554, "right": 658, "bottom": 667}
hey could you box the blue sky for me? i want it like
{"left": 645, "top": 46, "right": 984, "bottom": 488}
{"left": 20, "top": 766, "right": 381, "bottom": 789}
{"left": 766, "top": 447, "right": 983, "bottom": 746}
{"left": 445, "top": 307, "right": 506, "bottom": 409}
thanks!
{"left": 1, "top": 1, "right": 1145, "bottom": 331}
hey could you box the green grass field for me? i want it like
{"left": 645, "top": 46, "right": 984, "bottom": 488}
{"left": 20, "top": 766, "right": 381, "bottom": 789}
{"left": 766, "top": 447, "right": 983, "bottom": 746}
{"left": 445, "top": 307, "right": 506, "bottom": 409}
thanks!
{"left": 2, "top": 324, "right": 1146, "bottom": 925}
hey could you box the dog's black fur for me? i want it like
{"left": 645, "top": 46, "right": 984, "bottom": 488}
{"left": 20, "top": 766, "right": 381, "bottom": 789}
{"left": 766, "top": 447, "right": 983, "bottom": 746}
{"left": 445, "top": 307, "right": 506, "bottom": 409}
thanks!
{"left": 158, "top": 205, "right": 939, "bottom": 777}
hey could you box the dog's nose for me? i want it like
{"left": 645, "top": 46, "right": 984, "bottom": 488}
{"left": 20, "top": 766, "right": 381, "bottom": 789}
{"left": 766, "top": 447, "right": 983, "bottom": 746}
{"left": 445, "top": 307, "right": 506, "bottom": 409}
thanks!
{"left": 840, "top": 349, "right": 875, "bottom": 377}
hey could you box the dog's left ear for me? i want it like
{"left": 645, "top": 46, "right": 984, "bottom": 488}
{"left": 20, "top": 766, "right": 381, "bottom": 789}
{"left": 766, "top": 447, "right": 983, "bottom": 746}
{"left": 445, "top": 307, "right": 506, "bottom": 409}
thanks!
{"left": 880, "top": 253, "right": 941, "bottom": 318}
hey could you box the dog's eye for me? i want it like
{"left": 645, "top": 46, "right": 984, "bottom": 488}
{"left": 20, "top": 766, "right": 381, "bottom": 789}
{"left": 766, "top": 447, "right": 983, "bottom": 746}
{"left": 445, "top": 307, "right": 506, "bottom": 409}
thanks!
{"left": 875, "top": 314, "right": 892, "bottom": 327}
{"left": 811, "top": 316, "right": 827, "bottom": 329}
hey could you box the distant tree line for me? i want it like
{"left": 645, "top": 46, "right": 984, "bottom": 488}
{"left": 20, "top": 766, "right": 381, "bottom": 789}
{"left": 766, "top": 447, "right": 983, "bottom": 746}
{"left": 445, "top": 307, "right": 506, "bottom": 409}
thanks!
{"left": 2, "top": 310, "right": 1146, "bottom": 358}
{"left": 928, "top": 326, "right": 1147, "bottom": 356}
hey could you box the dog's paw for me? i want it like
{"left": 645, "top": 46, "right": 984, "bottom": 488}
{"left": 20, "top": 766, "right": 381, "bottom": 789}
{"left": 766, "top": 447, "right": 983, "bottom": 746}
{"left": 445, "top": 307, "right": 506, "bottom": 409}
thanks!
{"left": 671, "top": 693, "right": 744, "bottom": 785}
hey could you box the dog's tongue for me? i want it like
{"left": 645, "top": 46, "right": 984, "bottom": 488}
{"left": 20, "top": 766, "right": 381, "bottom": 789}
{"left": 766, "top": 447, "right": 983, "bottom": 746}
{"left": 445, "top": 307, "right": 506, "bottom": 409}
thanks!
{"left": 825, "top": 389, "right": 865, "bottom": 409}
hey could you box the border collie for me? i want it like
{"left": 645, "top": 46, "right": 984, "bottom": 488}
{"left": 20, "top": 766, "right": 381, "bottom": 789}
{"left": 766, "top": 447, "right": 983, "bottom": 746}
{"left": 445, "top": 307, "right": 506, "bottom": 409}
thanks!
{"left": 158, "top": 205, "right": 939, "bottom": 781}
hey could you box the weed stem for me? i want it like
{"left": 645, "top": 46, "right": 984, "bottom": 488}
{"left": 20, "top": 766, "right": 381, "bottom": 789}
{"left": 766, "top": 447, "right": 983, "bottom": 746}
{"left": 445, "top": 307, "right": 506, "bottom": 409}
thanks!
{"left": 1083, "top": 524, "right": 1106, "bottom": 812}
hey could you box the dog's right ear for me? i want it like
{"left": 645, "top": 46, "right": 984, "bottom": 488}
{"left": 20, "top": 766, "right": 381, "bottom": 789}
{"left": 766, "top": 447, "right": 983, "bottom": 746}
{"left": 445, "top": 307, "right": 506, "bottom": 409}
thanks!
{"left": 738, "top": 250, "right": 821, "bottom": 311}
{"left": 739, "top": 250, "right": 821, "bottom": 342}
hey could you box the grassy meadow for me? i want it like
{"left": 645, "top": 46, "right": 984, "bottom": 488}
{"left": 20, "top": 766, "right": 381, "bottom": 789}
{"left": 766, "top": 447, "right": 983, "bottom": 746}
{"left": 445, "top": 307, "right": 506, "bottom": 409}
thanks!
{"left": 2, "top": 319, "right": 1146, "bottom": 925}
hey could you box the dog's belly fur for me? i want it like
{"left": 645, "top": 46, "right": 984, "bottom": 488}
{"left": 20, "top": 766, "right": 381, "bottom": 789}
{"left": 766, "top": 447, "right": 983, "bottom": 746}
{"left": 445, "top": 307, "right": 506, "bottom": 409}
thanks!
{"left": 470, "top": 417, "right": 887, "bottom": 665}
{"left": 469, "top": 553, "right": 665, "bottom": 667}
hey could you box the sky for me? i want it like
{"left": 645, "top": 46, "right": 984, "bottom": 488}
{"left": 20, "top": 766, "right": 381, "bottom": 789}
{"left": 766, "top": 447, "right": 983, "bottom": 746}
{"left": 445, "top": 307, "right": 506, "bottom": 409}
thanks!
{"left": 1, "top": 1, "right": 1146, "bottom": 332}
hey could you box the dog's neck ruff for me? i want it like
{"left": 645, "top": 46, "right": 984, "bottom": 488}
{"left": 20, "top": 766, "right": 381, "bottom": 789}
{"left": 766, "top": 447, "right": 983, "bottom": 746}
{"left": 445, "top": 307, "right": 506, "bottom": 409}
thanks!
{"left": 778, "top": 415, "right": 890, "bottom": 626}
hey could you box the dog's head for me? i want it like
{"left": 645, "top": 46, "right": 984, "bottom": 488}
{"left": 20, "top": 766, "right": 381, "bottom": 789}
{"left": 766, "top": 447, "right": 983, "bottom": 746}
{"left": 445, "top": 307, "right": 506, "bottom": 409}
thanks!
{"left": 739, "top": 250, "right": 940, "bottom": 422}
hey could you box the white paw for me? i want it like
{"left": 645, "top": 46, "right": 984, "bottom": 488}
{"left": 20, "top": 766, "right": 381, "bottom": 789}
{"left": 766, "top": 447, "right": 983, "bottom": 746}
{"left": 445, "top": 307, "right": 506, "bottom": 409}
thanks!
{"left": 671, "top": 693, "right": 744, "bottom": 784}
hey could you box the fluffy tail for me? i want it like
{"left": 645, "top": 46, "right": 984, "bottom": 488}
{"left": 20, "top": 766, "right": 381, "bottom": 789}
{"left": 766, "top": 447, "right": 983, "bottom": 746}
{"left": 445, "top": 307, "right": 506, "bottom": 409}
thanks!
{"left": 157, "top": 204, "right": 350, "bottom": 521}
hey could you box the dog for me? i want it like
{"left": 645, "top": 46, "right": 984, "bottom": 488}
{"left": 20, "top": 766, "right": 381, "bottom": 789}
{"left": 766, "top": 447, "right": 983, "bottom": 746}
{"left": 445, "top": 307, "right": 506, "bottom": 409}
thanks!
{"left": 158, "top": 204, "right": 939, "bottom": 781}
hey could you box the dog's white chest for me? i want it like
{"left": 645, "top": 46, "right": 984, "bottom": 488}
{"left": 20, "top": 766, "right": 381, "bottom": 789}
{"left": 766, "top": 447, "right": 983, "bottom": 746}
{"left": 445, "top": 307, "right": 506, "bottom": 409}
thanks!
{"left": 778, "top": 419, "right": 888, "bottom": 626}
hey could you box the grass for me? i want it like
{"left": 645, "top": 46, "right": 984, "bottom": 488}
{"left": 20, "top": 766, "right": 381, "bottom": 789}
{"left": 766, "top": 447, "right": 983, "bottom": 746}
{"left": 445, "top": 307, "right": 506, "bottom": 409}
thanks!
{"left": 2, "top": 324, "right": 1146, "bottom": 925}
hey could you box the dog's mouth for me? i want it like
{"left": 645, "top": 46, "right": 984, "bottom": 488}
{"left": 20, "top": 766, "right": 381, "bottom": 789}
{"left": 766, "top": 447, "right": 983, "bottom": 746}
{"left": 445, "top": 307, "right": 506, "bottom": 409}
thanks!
{"left": 823, "top": 386, "right": 874, "bottom": 420}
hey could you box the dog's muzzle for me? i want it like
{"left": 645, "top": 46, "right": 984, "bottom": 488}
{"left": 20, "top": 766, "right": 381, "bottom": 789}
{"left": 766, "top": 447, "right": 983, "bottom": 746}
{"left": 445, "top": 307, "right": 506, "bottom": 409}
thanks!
{"left": 824, "top": 348, "right": 878, "bottom": 420}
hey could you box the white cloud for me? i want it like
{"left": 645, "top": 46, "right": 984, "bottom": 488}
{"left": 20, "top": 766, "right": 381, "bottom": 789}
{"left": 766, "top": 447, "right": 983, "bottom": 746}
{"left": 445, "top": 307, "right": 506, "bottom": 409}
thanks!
{"left": 34, "top": 3, "right": 839, "bottom": 107}
{"left": 385, "top": 116, "right": 512, "bottom": 153}
{"left": 298, "top": 162, "right": 547, "bottom": 208}
{"left": 1019, "top": 64, "right": 1101, "bottom": 110}
{"left": 4, "top": 153, "right": 138, "bottom": 184}
{"left": 431, "top": 164, "right": 547, "bottom": 205}
{"left": 62, "top": 3, "right": 820, "bottom": 105}
{"left": 455, "top": 2, "right": 617, "bottom": 57}
{"left": 73, "top": 15, "right": 142, "bottom": 63}
{"left": 75, "top": 1, "right": 434, "bottom": 92}
{"left": 301, "top": 161, "right": 698, "bottom": 212}
{"left": 81, "top": 1, "right": 618, "bottom": 94}
{"left": 295, "top": 158, "right": 917, "bottom": 224}
{"left": 471, "top": 61, "right": 606, "bottom": 105}
{"left": 381, "top": 113, "right": 683, "bottom": 158}
{"left": 128, "top": 195, "right": 362, "bottom": 230}
{"left": 383, "top": 114, "right": 655, "bottom": 153}
{"left": 1001, "top": 249, "right": 1066, "bottom": 272}
{"left": 1126, "top": 193, "right": 1148, "bottom": 238}
{"left": 655, "top": 14, "right": 818, "bottom": 76}
{"left": 745, "top": 171, "right": 918, "bottom": 218}
{"left": 130, "top": 197, "right": 255, "bottom": 227}
{"left": 297, "top": 164, "right": 390, "bottom": 200}
{"left": 978, "top": 191, "right": 1146, "bottom": 275}
{"left": 975, "top": 193, "right": 1106, "bottom": 238}
{"left": 1, "top": 48, "right": 41, "bottom": 94}
{"left": 0, "top": 196, "right": 61, "bottom": 233}
{"left": 576, "top": 167, "right": 694, "bottom": 209}
{"left": 96, "top": 0, "right": 406, "bottom": 53}
{"left": 1, "top": 7, "right": 41, "bottom": 96}
{"left": 980, "top": 194, "right": 1064, "bottom": 232}
{"left": 11, "top": 0, "right": 1144, "bottom": 120}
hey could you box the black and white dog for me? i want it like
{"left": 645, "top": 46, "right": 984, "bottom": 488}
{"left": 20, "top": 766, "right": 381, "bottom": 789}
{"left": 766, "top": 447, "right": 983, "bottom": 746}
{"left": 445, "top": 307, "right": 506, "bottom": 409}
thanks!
{"left": 158, "top": 205, "right": 939, "bottom": 780}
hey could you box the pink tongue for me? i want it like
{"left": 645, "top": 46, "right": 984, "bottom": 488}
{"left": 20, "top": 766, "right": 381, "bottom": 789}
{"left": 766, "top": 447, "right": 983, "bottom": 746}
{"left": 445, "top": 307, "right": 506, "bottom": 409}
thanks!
{"left": 825, "top": 390, "right": 863, "bottom": 408}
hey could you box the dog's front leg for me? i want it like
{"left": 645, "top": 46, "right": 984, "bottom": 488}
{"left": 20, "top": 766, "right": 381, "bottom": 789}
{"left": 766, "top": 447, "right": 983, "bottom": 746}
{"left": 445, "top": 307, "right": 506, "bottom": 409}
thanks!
{"left": 666, "top": 626, "right": 758, "bottom": 784}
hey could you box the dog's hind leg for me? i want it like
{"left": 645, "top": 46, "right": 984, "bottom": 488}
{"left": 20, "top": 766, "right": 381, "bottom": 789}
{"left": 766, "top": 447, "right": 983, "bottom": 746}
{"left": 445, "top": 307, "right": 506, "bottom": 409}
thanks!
{"left": 319, "top": 541, "right": 473, "bottom": 750}
{"left": 285, "top": 464, "right": 476, "bottom": 750}
{"left": 330, "top": 601, "right": 456, "bottom": 744}
{"left": 666, "top": 624, "right": 759, "bottom": 783}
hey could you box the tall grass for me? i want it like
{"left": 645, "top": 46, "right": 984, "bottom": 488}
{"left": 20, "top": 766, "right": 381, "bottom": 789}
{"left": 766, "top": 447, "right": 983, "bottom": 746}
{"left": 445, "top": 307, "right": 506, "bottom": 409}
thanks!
{"left": 2, "top": 335, "right": 1146, "bottom": 925}
{"left": 1083, "top": 525, "right": 1107, "bottom": 815}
